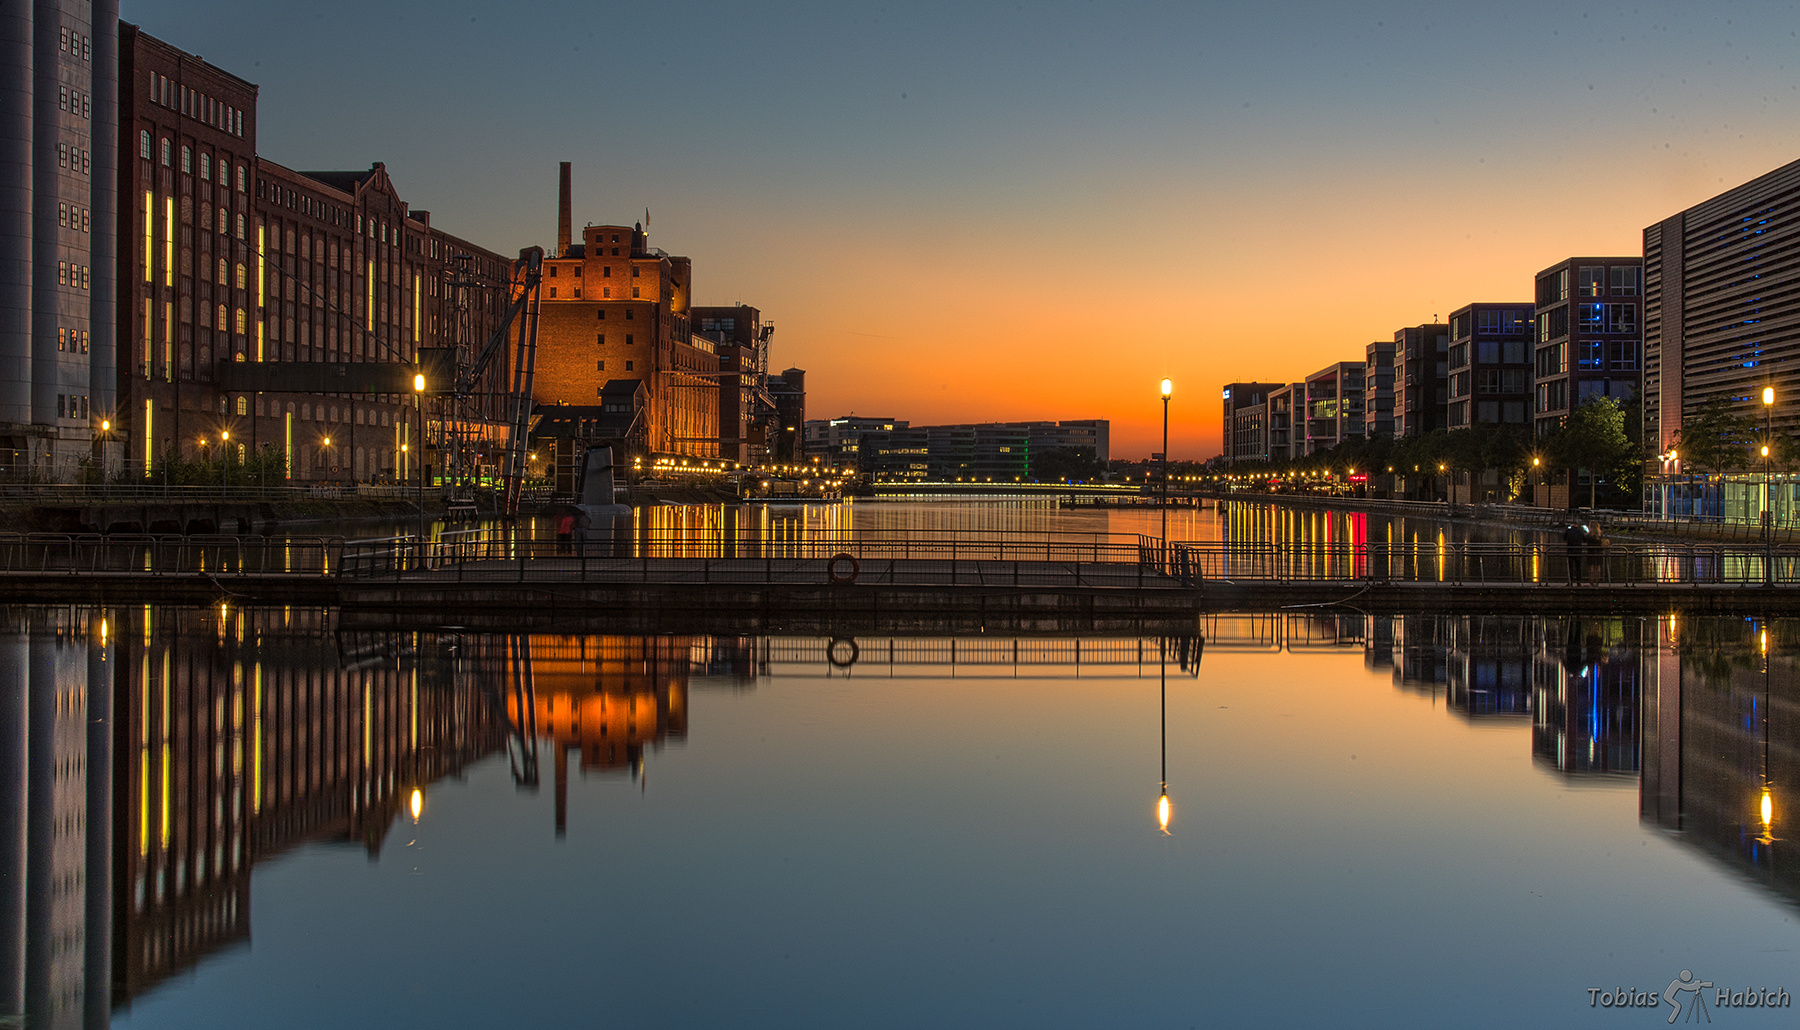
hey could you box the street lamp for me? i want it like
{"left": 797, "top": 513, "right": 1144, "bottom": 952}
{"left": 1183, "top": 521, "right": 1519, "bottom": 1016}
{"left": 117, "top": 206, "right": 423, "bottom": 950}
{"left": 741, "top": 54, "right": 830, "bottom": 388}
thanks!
{"left": 413, "top": 373, "right": 427, "bottom": 548}
{"left": 1160, "top": 378, "right": 1173, "bottom": 554}
{"left": 220, "top": 429, "right": 230, "bottom": 496}
{"left": 1764, "top": 386, "right": 1776, "bottom": 541}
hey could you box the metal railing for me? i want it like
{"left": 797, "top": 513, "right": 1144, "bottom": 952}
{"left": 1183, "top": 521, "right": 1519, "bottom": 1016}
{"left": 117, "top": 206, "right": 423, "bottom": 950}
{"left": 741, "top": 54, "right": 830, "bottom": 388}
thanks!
{"left": 1145, "top": 538, "right": 1800, "bottom": 587}
{"left": 339, "top": 530, "right": 1161, "bottom": 588}
{"left": 0, "top": 534, "right": 340, "bottom": 576}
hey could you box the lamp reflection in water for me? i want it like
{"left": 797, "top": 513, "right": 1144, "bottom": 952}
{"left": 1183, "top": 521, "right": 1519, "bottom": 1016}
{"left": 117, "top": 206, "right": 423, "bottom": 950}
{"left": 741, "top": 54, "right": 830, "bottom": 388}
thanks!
{"left": 1759, "top": 626, "right": 1778, "bottom": 846}
{"left": 1157, "top": 638, "right": 1171, "bottom": 835}
{"left": 410, "top": 788, "right": 424, "bottom": 824}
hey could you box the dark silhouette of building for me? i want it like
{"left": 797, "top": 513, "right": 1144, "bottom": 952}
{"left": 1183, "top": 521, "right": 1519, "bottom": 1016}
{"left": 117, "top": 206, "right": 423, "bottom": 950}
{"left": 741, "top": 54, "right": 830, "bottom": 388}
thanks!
{"left": 1391, "top": 323, "right": 1449, "bottom": 438}
{"left": 1221, "top": 382, "right": 1282, "bottom": 464}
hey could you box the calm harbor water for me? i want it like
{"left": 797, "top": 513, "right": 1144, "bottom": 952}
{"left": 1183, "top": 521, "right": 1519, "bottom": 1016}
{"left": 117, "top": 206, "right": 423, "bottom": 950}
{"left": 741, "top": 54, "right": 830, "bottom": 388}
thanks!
{"left": 5, "top": 599, "right": 1798, "bottom": 1027}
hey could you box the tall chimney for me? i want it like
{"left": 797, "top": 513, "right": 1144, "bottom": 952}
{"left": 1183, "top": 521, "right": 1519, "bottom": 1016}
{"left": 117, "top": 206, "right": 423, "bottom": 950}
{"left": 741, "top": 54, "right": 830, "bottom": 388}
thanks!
{"left": 557, "top": 162, "right": 572, "bottom": 257}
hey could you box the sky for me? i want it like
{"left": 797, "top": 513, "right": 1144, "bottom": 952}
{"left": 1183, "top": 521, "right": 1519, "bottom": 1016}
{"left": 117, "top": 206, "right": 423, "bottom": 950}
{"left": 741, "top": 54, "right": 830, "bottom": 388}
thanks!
{"left": 122, "top": 0, "right": 1800, "bottom": 458}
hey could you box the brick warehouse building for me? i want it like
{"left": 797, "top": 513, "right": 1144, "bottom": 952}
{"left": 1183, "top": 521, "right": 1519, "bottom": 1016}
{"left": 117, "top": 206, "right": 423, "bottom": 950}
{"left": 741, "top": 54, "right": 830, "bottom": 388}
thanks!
{"left": 116, "top": 25, "right": 516, "bottom": 484}
{"left": 533, "top": 167, "right": 741, "bottom": 463}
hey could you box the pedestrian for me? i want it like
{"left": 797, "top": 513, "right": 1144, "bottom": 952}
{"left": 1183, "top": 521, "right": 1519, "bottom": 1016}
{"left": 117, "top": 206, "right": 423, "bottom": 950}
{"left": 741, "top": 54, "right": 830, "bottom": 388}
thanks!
{"left": 1585, "top": 523, "right": 1606, "bottom": 584}
{"left": 556, "top": 513, "right": 575, "bottom": 555}
{"left": 573, "top": 510, "right": 590, "bottom": 556}
{"left": 1561, "top": 523, "right": 1586, "bottom": 584}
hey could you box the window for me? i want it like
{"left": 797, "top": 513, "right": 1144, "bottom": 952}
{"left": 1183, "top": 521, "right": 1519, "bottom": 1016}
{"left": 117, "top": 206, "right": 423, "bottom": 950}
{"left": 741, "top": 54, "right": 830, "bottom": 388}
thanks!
{"left": 596, "top": 309, "right": 606, "bottom": 321}
{"left": 625, "top": 335, "right": 633, "bottom": 346}
{"left": 181, "top": 146, "right": 191, "bottom": 173}
{"left": 1502, "top": 340, "right": 1527, "bottom": 364}
{"left": 1611, "top": 265, "right": 1640, "bottom": 296}
{"left": 139, "top": 130, "right": 150, "bottom": 159}
{"left": 1502, "top": 369, "right": 1529, "bottom": 393}
{"left": 631, "top": 266, "right": 641, "bottom": 277}
{"left": 625, "top": 360, "right": 633, "bottom": 371}
{"left": 625, "top": 309, "right": 633, "bottom": 320}
{"left": 160, "top": 138, "right": 170, "bottom": 166}
{"left": 1607, "top": 340, "right": 1639, "bottom": 370}
{"left": 1477, "top": 340, "right": 1499, "bottom": 364}
{"left": 548, "top": 287, "right": 556, "bottom": 298}
{"left": 1477, "top": 401, "right": 1500, "bottom": 423}
{"left": 237, "top": 167, "right": 246, "bottom": 192}
{"left": 236, "top": 396, "right": 248, "bottom": 415}
{"left": 548, "top": 266, "right": 557, "bottom": 277}
{"left": 1447, "top": 343, "right": 1469, "bottom": 368}
{"left": 597, "top": 360, "right": 605, "bottom": 371}
{"left": 1577, "top": 303, "right": 1604, "bottom": 334}
{"left": 1577, "top": 340, "right": 1602, "bottom": 370}
{"left": 1503, "top": 401, "right": 1527, "bottom": 423}
{"left": 1606, "top": 304, "right": 1636, "bottom": 334}
{"left": 603, "top": 266, "right": 611, "bottom": 277}
{"left": 236, "top": 214, "right": 245, "bottom": 239}
{"left": 1578, "top": 266, "right": 1604, "bottom": 297}
{"left": 1536, "top": 343, "right": 1565, "bottom": 377}
{"left": 200, "top": 153, "right": 211, "bottom": 180}
{"left": 631, "top": 287, "right": 640, "bottom": 298}
{"left": 1478, "top": 370, "right": 1502, "bottom": 394}
{"left": 235, "top": 263, "right": 245, "bottom": 289}
{"left": 573, "top": 288, "right": 581, "bottom": 298}
{"left": 602, "top": 288, "right": 610, "bottom": 298}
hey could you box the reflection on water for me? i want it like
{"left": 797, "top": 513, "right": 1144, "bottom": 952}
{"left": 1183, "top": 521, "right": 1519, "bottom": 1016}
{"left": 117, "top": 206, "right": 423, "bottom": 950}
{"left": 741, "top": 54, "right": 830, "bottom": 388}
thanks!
{"left": 3, "top": 606, "right": 1799, "bottom": 1026}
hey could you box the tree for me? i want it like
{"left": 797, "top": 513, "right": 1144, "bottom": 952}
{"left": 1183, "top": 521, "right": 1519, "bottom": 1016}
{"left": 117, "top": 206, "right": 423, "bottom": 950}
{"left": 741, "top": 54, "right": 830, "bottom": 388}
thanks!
{"left": 1674, "top": 396, "right": 1756, "bottom": 477}
{"left": 1549, "top": 397, "right": 1637, "bottom": 508}
{"left": 1028, "top": 446, "right": 1104, "bottom": 482}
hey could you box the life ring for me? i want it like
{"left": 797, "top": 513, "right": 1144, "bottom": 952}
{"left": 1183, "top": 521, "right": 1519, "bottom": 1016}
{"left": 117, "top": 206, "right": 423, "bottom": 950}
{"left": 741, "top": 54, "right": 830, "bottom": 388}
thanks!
{"left": 827, "top": 637, "right": 860, "bottom": 668}
{"left": 828, "top": 552, "right": 860, "bottom": 584}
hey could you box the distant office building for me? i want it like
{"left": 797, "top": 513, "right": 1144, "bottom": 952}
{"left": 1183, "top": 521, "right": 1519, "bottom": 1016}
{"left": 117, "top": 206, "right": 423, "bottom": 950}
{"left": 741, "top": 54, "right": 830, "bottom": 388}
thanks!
{"left": 856, "top": 419, "right": 1110, "bottom": 481}
{"left": 1362, "top": 343, "right": 1396, "bottom": 440}
{"left": 1533, "top": 258, "right": 1643, "bottom": 438}
{"left": 1265, "top": 382, "right": 1303, "bottom": 460}
{"left": 1, "top": 2, "right": 118, "bottom": 478}
{"left": 1391, "top": 323, "right": 1449, "bottom": 437}
{"left": 1222, "top": 382, "right": 1282, "bottom": 463}
{"left": 1642, "top": 159, "right": 1800, "bottom": 453}
{"left": 1303, "top": 362, "right": 1364, "bottom": 454}
{"left": 1444, "top": 302, "right": 1533, "bottom": 430}
{"left": 764, "top": 367, "right": 805, "bottom": 463}
{"left": 805, "top": 415, "right": 905, "bottom": 468}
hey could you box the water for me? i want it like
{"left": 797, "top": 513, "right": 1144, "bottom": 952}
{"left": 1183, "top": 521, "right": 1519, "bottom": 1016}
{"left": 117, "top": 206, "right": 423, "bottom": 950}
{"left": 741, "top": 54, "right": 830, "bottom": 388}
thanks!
{"left": 5, "top": 601, "right": 1798, "bottom": 1028}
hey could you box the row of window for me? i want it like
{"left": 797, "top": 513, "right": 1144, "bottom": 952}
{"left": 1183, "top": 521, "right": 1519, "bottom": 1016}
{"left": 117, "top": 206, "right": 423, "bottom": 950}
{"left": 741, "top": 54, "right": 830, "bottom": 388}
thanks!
{"left": 56, "top": 143, "right": 90, "bottom": 175}
{"left": 59, "top": 27, "right": 91, "bottom": 62}
{"left": 1536, "top": 266, "right": 1642, "bottom": 305}
{"left": 1448, "top": 339, "right": 1533, "bottom": 368}
{"left": 148, "top": 71, "right": 244, "bottom": 138}
{"left": 548, "top": 265, "right": 640, "bottom": 278}
{"left": 58, "top": 262, "right": 89, "bottom": 290}
{"left": 57, "top": 328, "right": 89, "bottom": 353}
{"left": 595, "top": 334, "right": 635, "bottom": 347}
{"left": 1577, "top": 302, "right": 1636, "bottom": 335}
{"left": 548, "top": 287, "right": 641, "bottom": 299}
{"left": 57, "top": 394, "right": 89, "bottom": 421}
{"left": 58, "top": 203, "right": 90, "bottom": 233}
{"left": 58, "top": 86, "right": 91, "bottom": 120}
{"left": 594, "top": 360, "right": 635, "bottom": 372}
{"left": 596, "top": 308, "right": 636, "bottom": 320}
{"left": 143, "top": 131, "right": 249, "bottom": 193}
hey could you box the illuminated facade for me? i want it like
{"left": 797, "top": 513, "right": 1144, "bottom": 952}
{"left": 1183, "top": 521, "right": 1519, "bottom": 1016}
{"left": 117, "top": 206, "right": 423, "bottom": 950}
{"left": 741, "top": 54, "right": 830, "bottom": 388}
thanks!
{"left": 118, "top": 25, "right": 515, "bottom": 483}
{"left": 1221, "top": 382, "right": 1282, "bottom": 464}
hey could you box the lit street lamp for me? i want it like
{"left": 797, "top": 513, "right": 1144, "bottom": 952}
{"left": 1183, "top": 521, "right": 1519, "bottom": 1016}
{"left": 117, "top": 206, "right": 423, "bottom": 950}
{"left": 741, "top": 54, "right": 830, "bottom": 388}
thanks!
{"left": 1764, "top": 386, "right": 1776, "bottom": 542}
{"left": 1160, "top": 378, "right": 1173, "bottom": 555}
{"left": 414, "top": 372, "right": 427, "bottom": 550}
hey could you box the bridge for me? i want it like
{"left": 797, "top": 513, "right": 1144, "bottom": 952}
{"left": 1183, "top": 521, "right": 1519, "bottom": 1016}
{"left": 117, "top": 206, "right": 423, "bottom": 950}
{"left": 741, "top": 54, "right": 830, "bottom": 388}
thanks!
{"left": 6, "top": 530, "right": 1800, "bottom": 624}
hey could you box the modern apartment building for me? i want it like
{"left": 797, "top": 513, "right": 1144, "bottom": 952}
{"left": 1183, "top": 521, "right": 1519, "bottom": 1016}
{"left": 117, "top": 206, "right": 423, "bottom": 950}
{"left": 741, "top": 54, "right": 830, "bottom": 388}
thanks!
{"left": 1533, "top": 257, "right": 1643, "bottom": 438}
{"left": 1391, "top": 323, "right": 1449, "bottom": 437}
{"left": 1444, "top": 302, "right": 1533, "bottom": 430}
{"left": 1265, "top": 382, "right": 1303, "bottom": 461}
{"left": 1222, "top": 382, "right": 1282, "bottom": 463}
{"left": 1362, "top": 342, "right": 1396, "bottom": 439}
{"left": 1303, "top": 362, "right": 1365, "bottom": 454}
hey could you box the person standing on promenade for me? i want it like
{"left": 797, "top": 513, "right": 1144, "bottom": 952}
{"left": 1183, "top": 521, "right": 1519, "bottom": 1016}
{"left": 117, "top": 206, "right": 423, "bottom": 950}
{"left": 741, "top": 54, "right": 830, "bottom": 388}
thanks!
{"left": 1585, "top": 523, "right": 1606, "bottom": 584}
{"left": 1562, "top": 523, "right": 1586, "bottom": 584}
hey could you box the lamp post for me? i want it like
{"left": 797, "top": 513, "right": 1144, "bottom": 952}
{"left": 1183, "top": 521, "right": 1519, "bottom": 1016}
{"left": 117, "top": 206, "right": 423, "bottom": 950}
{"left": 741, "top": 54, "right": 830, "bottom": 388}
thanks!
{"left": 1764, "top": 386, "right": 1776, "bottom": 541}
{"left": 414, "top": 372, "right": 427, "bottom": 548}
{"left": 1160, "top": 378, "right": 1173, "bottom": 556}
{"left": 220, "top": 429, "right": 230, "bottom": 497}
